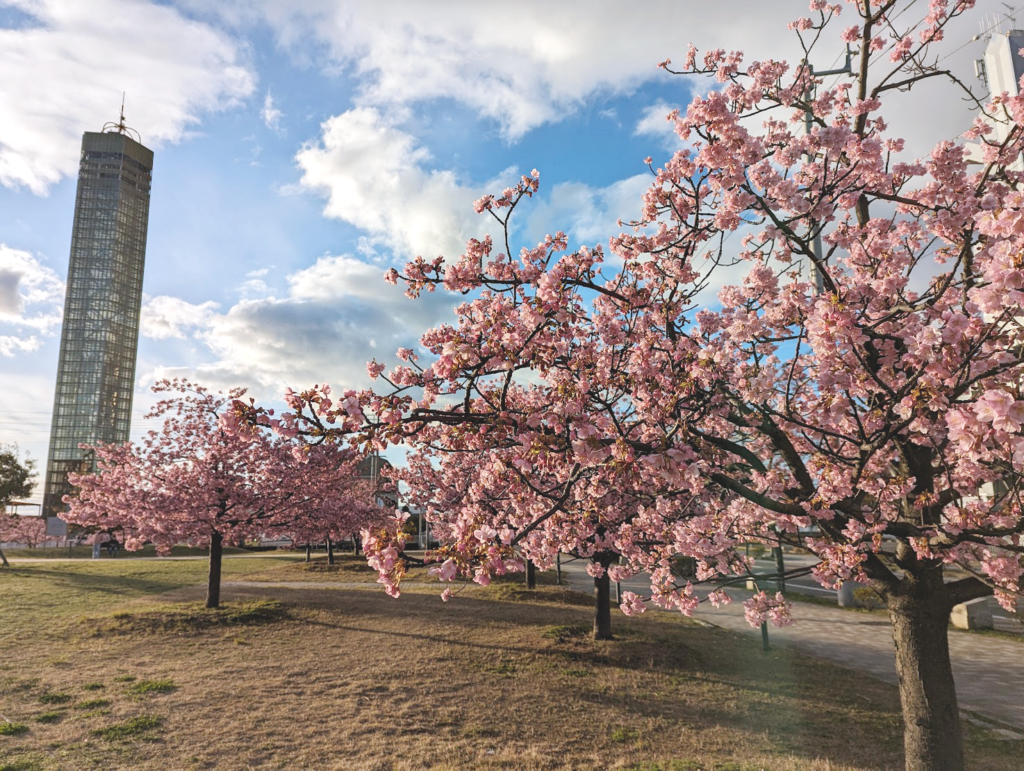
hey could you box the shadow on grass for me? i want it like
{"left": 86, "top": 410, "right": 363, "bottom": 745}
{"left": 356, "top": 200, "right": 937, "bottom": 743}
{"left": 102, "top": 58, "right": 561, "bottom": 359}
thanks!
{"left": 214, "top": 583, "right": 909, "bottom": 769}
{"left": 6, "top": 566, "right": 194, "bottom": 598}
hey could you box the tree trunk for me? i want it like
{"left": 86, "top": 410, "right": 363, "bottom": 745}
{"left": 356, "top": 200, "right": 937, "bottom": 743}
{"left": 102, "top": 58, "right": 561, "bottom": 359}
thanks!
{"left": 593, "top": 568, "right": 612, "bottom": 640}
{"left": 525, "top": 559, "right": 536, "bottom": 589}
{"left": 206, "top": 531, "right": 223, "bottom": 609}
{"left": 773, "top": 542, "right": 786, "bottom": 594}
{"left": 0, "top": 545, "right": 9, "bottom": 567}
{"left": 887, "top": 579, "right": 963, "bottom": 771}
{"left": 327, "top": 537, "right": 335, "bottom": 566}
{"left": 305, "top": 543, "right": 312, "bottom": 563}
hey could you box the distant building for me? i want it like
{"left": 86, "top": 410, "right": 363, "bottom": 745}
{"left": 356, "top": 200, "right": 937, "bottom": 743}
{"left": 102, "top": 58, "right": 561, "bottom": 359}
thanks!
{"left": 357, "top": 453, "right": 397, "bottom": 508}
{"left": 970, "top": 28, "right": 1024, "bottom": 171}
{"left": 42, "top": 121, "right": 153, "bottom": 519}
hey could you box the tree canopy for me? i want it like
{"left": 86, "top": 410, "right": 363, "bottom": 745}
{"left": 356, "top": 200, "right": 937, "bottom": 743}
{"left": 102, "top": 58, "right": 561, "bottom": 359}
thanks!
{"left": 0, "top": 446, "right": 35, "bottom": 508}
{"left": 234, "top": 2, "right": 1022, "bottom": 768}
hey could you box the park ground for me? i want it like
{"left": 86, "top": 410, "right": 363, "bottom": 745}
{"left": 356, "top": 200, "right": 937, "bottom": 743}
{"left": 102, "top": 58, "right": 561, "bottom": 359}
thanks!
{"left": 0, "top": 552, "right": 1021, "bottom": 770}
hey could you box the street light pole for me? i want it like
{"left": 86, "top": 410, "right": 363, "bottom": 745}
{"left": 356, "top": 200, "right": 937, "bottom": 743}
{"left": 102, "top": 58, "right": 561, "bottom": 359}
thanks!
{"left": 792, "top": 48, "right": 855, "bottom": 602}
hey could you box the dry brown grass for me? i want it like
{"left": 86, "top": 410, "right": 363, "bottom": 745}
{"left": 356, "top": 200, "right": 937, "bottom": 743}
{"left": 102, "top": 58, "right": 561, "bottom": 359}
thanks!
{"left": 0, "top": 559, "right": 1019, "bottom": 770}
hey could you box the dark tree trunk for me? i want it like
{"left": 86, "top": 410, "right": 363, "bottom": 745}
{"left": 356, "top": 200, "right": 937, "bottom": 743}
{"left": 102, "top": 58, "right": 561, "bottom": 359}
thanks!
{"left": 327, "top": 537, "right": 335, "bottom": 566}
{"left": 354, "top": 536, "right": 360, "bottom": 556}
{"left": 206, "top": 531, "right": 223, "bottom": 609}
{"left": 593, "top": 567, "right": 612, "bottom": 640}
{"left": 0, "top": 545, "right": 9, "bottom": 567}
{"left": 525, "top": 559, "right": 536, "bottom": 589}
{"left": 887, "top": 576, "right": 963, "bottom": 771}
{"left": 305, "top": 543, "right": 312, "bottom": 563}
{"left": 773, "top": 543, "right": 786, "bottom": 593}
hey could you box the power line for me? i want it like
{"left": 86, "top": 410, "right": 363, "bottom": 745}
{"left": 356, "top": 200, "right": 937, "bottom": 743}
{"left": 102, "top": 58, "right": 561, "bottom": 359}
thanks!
{"left": 938, "top": 4, "right": 1024, "bottom": 64}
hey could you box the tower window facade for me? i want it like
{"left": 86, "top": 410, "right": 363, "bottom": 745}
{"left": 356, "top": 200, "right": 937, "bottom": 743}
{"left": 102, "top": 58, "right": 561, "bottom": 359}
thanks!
{"left": 43, "top": 131, "right": 153, "bottom": 517}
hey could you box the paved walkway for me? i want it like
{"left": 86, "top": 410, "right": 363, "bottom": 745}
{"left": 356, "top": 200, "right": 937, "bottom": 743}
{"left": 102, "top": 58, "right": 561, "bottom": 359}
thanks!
{"left": 556, "top": 560, "right": 1024, "bottom": 731}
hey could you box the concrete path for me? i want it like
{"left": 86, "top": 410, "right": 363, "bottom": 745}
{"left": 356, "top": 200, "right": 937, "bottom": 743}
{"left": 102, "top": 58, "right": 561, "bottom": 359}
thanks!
{"left": 556, "top": 559, "right": 1024, "bottom": 731}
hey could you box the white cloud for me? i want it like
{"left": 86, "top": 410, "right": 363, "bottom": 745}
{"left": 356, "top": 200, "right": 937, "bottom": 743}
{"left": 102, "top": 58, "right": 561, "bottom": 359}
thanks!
{"left": 526, "top": 174, "right": 652, "bottom": 247}
{"left": 239, "top": 279, "right": 270, "bottom": 299}
{"left": 210, "top": 0, "right": 834, "bottom": 141}
{"left": 634, "top": 101, "right": 683, "bottom": 151}
{"left": 261, "top": 90, "right": 283, "bottom": 133}
{"left": 296, "top": 107, "right": 507, "bottom": 260}
{"left": 260, "top": 0, "right": 1001, "bottom": 276}
{"left": 0, "top": 244, "right": 63, "bottom": 356}
{"left": 0, "top": 0, "right": 255, "bottom": 194}
{"left": 140, "top": 295, "right": 219, "bottom": 340}
{"left": 137, "top": 253, "right": 457, "bottom": 400}
{"left": 246, "top": 1, "right": 1000, "bottom": 157}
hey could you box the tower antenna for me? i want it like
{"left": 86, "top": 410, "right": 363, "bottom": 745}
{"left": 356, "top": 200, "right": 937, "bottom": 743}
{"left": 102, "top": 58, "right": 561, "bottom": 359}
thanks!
{"left": 102, "top": 92, "right": 141, "bottom": 142}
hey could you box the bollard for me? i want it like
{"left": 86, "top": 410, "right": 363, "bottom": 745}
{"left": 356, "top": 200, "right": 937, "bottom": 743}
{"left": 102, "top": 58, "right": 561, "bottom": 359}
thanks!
{"left": 837, "top": 581, "right": 856, "bottom": 607}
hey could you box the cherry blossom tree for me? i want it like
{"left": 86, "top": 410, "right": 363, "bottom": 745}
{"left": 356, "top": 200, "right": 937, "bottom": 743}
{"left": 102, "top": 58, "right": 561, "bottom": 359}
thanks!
{"left": 273, "top": 449, "right": 381, "bottom": 565}
{"left": 397, "top": 435, "right": 674, "bottom": 639}
{"left": 0, "top": 515, "right": 51, "bottom": 557}
{"left": 236, "top": 2, "right": 1023, "bottom": 767}
{"left": 0, "top": 446, "right": 36, "bottom": 567}
{"left": 66, "top": 380, "right": 382, "bottom": 608}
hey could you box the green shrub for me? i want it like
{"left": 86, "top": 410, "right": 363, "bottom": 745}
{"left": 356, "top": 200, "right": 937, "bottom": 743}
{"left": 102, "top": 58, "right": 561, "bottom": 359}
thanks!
{"left": 852, "top": 586, "right": 886, "bottom": 610}
{"left": 33, "top": 712, "right": 62, "bottom": 724}
{"left": 0, "top": 722, "right": 29, "bottom": 736}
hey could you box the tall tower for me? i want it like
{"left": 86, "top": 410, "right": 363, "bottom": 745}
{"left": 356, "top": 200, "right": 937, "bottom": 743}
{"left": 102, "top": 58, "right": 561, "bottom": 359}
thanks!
{"left": 42, "top": 113, "right": 153, "bottom": 518}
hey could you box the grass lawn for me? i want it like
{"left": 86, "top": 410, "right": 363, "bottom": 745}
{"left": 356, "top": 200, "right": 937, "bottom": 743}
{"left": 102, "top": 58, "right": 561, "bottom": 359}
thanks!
{"left": 0, "top": 556, "right": 1019, "bottom": 770}
{"left": 2, "top": 544, "right": 254, "bottom": 560}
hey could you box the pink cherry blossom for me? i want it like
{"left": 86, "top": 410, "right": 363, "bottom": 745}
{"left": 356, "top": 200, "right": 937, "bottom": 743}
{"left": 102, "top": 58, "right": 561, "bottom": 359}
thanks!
{"left": 230, "top": 4, "right": 1023, "bottom": 763}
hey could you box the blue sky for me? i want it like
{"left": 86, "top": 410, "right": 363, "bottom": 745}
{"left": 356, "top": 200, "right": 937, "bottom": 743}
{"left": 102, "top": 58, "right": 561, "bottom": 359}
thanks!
{"left": 0, "top": 0, "right": 1012, "bottom": 502}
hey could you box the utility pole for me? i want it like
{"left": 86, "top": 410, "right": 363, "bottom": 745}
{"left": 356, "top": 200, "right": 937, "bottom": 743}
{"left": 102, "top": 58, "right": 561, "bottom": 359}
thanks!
{"left": 796, "top": 48, "right": 855, "bottom": 604}
{"left": 802, "top": 48, "right": 853, "bottom": 293}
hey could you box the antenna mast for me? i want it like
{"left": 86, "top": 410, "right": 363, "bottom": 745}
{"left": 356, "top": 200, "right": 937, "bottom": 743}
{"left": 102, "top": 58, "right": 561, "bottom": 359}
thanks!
{"left": 102, "top": 92, "right": 141, "bottom": 142}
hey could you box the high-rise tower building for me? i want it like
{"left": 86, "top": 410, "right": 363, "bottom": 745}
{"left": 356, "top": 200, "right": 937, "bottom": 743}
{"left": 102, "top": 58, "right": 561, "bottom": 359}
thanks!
{"left": 42, "top": 119, "right": 153, "bottom": 518}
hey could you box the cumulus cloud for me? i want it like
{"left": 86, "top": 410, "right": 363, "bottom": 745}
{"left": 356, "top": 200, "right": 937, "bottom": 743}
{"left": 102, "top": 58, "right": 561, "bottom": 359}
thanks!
{"left": 192, "top": 0, "right": 995, "bottom": 149}
{"left": 0, "top": 0, "right": 255, "bottom": 194}
{"left": 296, "top": 107, "right": 506, "bottom": 260}
{"left": 140, "top": 295, "right": 220, "bottom": 340}
{"left": 137, "top": 253, "right": 457, "bottom": 400}
{"left": 274, "top": 0, "right": 996, "bottom": 275}
{"left": 201, "top": 0, "right": 836, "bottom": 140}
{"left": 0, "top": 244, "right": 63, "bottom": 356}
